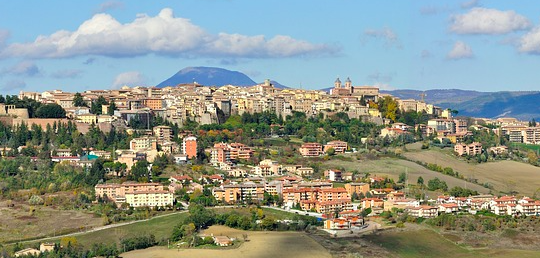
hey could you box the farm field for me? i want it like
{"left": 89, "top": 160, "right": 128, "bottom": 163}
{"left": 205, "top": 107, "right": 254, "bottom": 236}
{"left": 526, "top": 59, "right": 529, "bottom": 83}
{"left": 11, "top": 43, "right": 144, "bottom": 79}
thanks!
{"left": 122, "top": 225, "right": 332, "bottom": 258}
{"left": 0, "top": 200, "right": 102, "bottom": 243}
{"left": 403, "top": 146, "right": 540, "bottom": 196}
{"left": 323, "top": 158, "right": 489, "bottom": 194}
{"left": 364, "top": 229, "right": 540, "bottom": 258}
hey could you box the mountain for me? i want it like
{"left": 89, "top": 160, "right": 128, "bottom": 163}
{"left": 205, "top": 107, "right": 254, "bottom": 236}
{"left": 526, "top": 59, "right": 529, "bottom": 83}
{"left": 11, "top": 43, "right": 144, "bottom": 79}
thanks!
{"left": 157, "top": 67, "right": 256, "bottom": 88}
{"left": 383, "top": 89, "right": 540, "bottom": 120}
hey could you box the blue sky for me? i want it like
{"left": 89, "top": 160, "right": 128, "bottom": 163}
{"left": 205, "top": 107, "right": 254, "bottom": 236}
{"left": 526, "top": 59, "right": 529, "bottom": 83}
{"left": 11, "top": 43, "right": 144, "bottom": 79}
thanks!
{"left": 1, "top": 0, "right": 540, "bottom": 94}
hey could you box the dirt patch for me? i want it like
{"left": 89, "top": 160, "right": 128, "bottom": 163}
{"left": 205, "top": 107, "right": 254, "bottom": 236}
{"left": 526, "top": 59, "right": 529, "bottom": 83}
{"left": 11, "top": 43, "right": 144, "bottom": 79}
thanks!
{"left": 16, "top": 216, "right": 37, "bottom": 220}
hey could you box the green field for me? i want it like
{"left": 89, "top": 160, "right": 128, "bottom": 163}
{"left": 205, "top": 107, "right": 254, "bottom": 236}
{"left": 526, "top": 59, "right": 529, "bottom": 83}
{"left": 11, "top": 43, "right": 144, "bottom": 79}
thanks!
{"left": 513, "top": 143, "right": 540, "bottom": 152}
{"left": 365, "top": 229, "right": 540, "bottom": 258}
{"left": 26, "top": 207, "right": 299, "bottom": 249}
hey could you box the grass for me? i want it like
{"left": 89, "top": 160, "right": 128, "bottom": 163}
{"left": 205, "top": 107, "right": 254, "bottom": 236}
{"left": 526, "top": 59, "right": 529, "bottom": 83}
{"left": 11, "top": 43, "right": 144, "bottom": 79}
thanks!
{"left": 402, "top": 145, "right": 540, "bottom": 195}
{"left": 323, "top": 157, "right": 489, "bottom": 194}
{"left": 365, "top": 229, "right": 540, "bottom": 258}
{"left": 513, "top": 143, "right": 540, "bottom": 153}
{"left": 23, "top": 211, "right": 189, "bottom": 248}
{"left": 24, "top": 207, "right": 296, "bottom": 249}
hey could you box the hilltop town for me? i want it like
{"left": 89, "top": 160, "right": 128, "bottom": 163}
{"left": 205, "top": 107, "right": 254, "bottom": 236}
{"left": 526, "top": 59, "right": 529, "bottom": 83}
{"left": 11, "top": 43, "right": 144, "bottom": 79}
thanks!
{"left": 1, "top": 77, "right": 540, "bottom": 257}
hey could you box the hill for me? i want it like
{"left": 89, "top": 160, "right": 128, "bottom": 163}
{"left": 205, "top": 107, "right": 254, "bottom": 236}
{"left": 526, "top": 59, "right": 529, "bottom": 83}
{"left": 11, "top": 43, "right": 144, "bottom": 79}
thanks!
{"left": 156, "top": 67, "right": 289, "bottom": 89}
{"left": 157, "top": 67, "right": 257, "bottom": 88}
{"left": 383, "top": 89, "right": 540, "bottom": 120}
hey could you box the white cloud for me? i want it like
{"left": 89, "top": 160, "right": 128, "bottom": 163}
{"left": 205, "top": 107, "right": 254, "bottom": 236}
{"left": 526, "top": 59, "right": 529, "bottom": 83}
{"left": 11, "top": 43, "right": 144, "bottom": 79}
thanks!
{"left": 0, "top": 8, "right": 336, "bottom": 59}
{"left": 518, "top": 27, "right": 540, "bottom": 54}
{"left": 1, "top": 61, "right": 41, "bottom": 77}
{"left": 450, "top": 8, "right": 531, "bottom": 35}
{"left": 447, "top": 41, "right": 474, "bottom": 60}
{"left": 1, "top": 80, "right": 26, "bottom": 92}
{"left": 363, "top": 27, "right": 402, "bottom": 49}
{"left": 51, "top": 69, "right": 83, "bottom": 79}
{"left": 112, "top": 71, "right": 147, "bottom": 88}
{"left": 95, "top": 0, "right": 124, "bottom": 13}
{"left": 460, "top": 0, "right": 479, "bottom": 9}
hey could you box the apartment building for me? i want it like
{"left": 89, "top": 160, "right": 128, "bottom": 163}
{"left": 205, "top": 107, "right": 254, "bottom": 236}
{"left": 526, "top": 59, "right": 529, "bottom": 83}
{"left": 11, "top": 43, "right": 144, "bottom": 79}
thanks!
{"left": 182, "top": 135, "right": 197, "bottom": 159}
{"left": 299, "top": 142, "right": 323, "bottom": 157}
{"left": 95, "top": 182, "right": 172, "bottom": 207}
{"left": 454, "top": 142, "right": 482, "bottom": 156}
{"left": 323, "top": 140, "right": 348, "bottom": 154}
{"left": 406, "top": 205, "right": 439, "bottom": 218}
{"left": 344, "top": 183, "right": 370, "bottom": 197}
{"left": 153, "top": 125, "right": 173, "bottom": 142}
{"left": 130, "top": 137, "right": 158, "bottom": 151}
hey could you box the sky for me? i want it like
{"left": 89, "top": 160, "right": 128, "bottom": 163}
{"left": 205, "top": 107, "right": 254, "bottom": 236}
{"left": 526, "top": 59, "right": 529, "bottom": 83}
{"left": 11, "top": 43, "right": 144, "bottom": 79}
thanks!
{"left": 1, "top": 0, "right": 540, "bottom": 94}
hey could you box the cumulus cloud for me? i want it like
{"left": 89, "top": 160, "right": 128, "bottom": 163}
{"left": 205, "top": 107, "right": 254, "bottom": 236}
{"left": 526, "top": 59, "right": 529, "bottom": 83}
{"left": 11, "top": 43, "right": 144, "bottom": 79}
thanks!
{"left": 1, "top": 80, "right": 26, "bottom": 92}
{"left": 363, "top": 27, "right": 402, "bottom": 49}
{"left": 518, "top": 27, "right": 540, "bottom": 54}
{"left": 112, "top": 71, "right": 147, "bottom": 88}
{"left": 0, "top": 8, "right": 337, "bottom": 59}
{"left": 450, "top": 8, "right": 531, "bottom": 35}
{"left": 1, "top": 61, "right": 41, "bottom": 77}
{"left": 460, "top": 0, "right": 479, "bottom": 9}
{"left": 447, "top": 41, "right": 474, "bottom": 60}
{"left": 95, "top": 0, "right": 124, "bottom": 13}
{"left": 51, "top": 69, "right": 83, "bottom": 79}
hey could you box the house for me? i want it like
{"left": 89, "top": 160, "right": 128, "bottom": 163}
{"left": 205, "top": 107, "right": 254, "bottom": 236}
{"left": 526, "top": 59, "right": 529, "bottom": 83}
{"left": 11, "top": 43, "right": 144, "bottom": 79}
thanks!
{"left": 406, "top": 205, "right": 438, "bottom": 218}
{"left": 14, "top": 248, "right": 41, "bottom": 257}
{"left": 324, "top": 169, "right": 342, "bottom": 181}
{"left": 40, "top": 243, "right": 55, "bottom": 252}
{"left": 344, "top": 183, "right": 370, "bottom": 197}
{"left": 438, "top": 203, "right": 459, "bottom": 213}
{"left": 324, "top": 218, "right": 351, "bottom": 230}
{"left": 213, "top": 236, "right": 233, "bottom": 246}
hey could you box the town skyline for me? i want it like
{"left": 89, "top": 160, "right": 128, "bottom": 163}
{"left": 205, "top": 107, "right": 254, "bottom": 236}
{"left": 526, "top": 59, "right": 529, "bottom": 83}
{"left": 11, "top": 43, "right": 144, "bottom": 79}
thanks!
{"left": 2, "top": 1, "right": 540, "bottom": 94}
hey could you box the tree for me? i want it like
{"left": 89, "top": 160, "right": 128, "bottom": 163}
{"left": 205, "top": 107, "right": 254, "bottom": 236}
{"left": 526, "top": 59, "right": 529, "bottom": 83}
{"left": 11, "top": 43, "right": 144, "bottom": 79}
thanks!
{"left": 398, "top": 172, "right": 407, "bottom": 183}
{"left": 35, "top": 103, "right": 66, "bottom": 118}
{"left": 90, "top": 96, "right": 108, "bottom": 115}
{"left": 325, "top": 147, "right": 336, "bottom": 156}
{"left": 73, "top": 92, "right": 87, "bottom": 107}
{"left": 417, "top": 176, "right": 424, "bottom": 186}
{"left": 107, "top": 101, "right": 117, "bottom": 115}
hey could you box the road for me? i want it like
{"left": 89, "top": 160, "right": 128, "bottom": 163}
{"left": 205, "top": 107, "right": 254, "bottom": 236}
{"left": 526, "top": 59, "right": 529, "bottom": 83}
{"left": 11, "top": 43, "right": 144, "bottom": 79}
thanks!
{"left": 265, "top": 205, "right": 324, "bottom": 218}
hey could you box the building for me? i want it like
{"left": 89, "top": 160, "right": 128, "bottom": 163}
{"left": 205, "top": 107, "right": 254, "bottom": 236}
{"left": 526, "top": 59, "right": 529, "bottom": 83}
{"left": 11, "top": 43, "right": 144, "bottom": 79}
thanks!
{"left": 299, "top": 142, "right": 323, "bottom": 157}
{"left": 345, "top": 183, "right": 370, "bottom": 197}
{"left": 324, "top": 169, "right": 342, "bottom": 182}
{"left": 406, "top": 205, "right": 439, "bottom": 218}
{"left": 323, "top": 140, "right": 348, "bottom": 154}
{"left": 153, "top": 125, "right": 173, "bottom": 142}
{"left": 124, "top": 190, "right": 173, "bottom": 208}
{"left": 454, "top": 142, "right": 482, "bottom": 156}
{"left": 182, "top": 135, "right": 198, "bottom": 159}
{"left": 211, "top": 143, "right": 230, "bottom": 166}
{"left": 130, "top": 137, "right": 158, "bottom": 151}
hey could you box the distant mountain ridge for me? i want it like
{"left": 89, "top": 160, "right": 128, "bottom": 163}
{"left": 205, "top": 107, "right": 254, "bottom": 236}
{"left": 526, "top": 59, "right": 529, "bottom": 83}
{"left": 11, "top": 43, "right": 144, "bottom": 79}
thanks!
{"left": 156, "top": 66, "right": 289, "bottom": 89}
{"left": 382, "top": 89, "right": 540, "bottom": 120}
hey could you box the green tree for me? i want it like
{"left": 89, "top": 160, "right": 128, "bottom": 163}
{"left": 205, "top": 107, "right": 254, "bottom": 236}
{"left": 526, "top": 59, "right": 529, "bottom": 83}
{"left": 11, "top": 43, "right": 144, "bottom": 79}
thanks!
{"left": 90, "top": 96, "right": 108, "bottom": 115}
{"left": 417, "top": 176, "right": 424, "bottom": 186}
{"left": 35, "top": 103, "right": 66, "bottom": 118}
{"left": 73, "top": 92, "right": 87, "bottom": 107}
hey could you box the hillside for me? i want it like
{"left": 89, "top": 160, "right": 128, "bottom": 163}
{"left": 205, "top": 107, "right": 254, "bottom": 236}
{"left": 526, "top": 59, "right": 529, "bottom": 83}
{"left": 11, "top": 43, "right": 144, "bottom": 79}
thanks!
{"left": 383, "top": 89, "right": 540, "bottom": 120}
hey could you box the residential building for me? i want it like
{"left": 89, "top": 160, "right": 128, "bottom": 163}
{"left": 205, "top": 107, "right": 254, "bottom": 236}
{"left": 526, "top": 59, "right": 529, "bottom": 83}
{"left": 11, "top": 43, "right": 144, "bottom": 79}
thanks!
{"left": 182, "top": 135, "right": 198, "bottom": 159}
{"left": 299, "top": 142, "right": 323, "bottom": 157}
{"left": 323, "top": 140, "right": 348, "bottom": 154}
{"left": 454, "top": 142, "right": 482, "bottom": 156}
